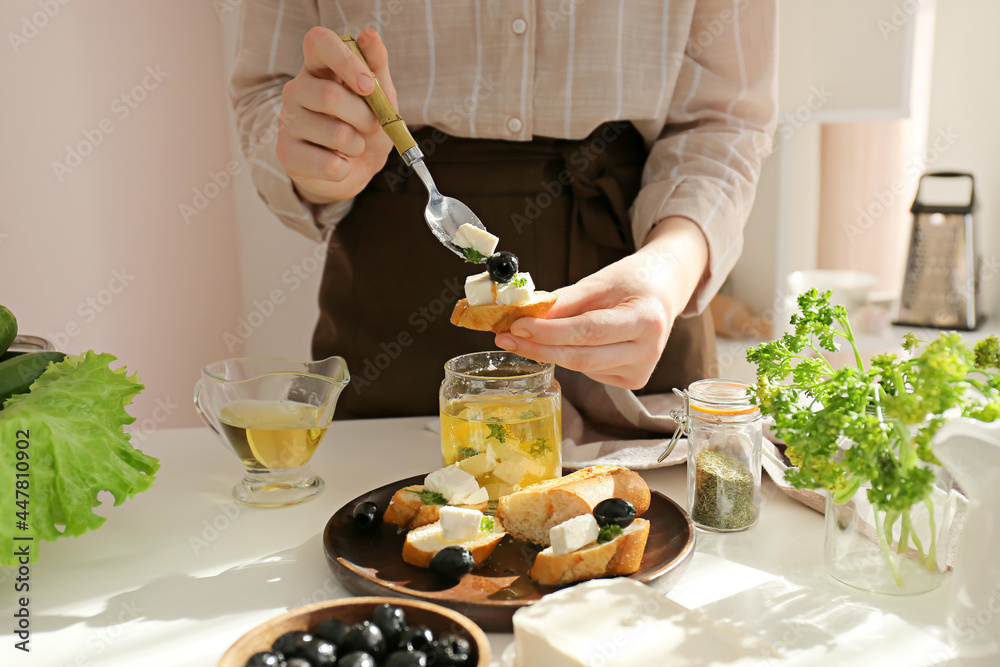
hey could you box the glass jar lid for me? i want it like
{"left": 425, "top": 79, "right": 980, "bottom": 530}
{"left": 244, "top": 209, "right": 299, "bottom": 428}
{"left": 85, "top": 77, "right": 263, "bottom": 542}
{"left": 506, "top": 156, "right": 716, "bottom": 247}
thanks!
{"left": 687, "top": 378, "right": 758, "bottom": 419}
{"left": 658, "top": 378, "right": 760, "bottom": 463}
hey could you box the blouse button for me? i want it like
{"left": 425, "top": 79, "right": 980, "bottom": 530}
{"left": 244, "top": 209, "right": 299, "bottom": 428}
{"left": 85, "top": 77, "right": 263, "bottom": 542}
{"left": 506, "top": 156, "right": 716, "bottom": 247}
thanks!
{"left": 507, "top": 117, "right": 523, "bottom": 133}
{"left": 512, "top": 18, "right": 527, "bottom": 35}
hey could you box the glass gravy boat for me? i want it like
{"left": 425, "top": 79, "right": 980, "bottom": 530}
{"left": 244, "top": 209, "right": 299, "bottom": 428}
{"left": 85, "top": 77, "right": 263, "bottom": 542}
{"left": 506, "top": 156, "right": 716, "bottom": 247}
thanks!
{"left": 194, "top": 356, "right": 349, "bottom": 507}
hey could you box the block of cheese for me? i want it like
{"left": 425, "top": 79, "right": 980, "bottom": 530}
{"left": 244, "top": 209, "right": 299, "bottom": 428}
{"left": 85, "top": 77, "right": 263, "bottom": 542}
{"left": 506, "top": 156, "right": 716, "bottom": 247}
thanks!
{"left": 549, "top": 514, "right": 600, "bottom": 555}
{"left": 456, "top": 446, "right": 498, "bottom": 477}
{"left": 452, "top": 223, "right": 499, "bottom": 258}
{"left": 492, "top": 453, "right": 546, "bottom": 486}
{"left": 496, "top": 272, "right": 535, "bottom": 305}
{"left": 424, "top": 465, "right": 481, "bottom": 505}
{"left": 511, "top": 578, "right": 776, "bottom": 667}
{"left": 439, "top": 505, "right": 484, "bottom": 542}
{"left": 456, "top": 486, "right": 488, "bottom": 506}
{"left": 464, "top": 271, "right": 496, "bottom": 306}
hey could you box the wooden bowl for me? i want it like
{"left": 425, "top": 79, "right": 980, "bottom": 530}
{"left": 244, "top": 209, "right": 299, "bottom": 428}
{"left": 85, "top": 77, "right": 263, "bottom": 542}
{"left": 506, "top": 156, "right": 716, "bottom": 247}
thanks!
{"left": 219, "top": 596, "right": 490, "bottom": 667}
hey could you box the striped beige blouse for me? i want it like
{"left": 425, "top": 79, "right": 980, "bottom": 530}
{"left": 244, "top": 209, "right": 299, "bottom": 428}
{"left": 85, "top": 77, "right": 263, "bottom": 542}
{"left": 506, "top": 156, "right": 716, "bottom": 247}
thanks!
{"left": 230, "top": 0, "right": 777, "bottom": 313}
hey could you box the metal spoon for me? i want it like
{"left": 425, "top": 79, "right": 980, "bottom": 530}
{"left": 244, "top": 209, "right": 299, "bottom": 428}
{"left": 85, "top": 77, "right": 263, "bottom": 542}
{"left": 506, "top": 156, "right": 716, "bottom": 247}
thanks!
{"left": 342, "top": 35, "right": 490, "bottom": 261}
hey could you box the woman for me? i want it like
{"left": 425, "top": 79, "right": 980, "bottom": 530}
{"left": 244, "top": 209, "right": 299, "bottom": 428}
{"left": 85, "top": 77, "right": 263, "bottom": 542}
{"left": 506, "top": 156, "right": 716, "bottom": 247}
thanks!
{"left": 230, "top": 1, "right": 776, "bottom": 420}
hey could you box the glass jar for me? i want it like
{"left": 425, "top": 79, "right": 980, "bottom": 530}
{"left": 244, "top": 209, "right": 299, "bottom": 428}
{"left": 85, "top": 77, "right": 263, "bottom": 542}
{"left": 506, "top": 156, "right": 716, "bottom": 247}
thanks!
{"left": 440, "top": 351, "right": 561, "bottom": 500}
{"left": 673, "top": 379, "right": 762, "bottom": 532}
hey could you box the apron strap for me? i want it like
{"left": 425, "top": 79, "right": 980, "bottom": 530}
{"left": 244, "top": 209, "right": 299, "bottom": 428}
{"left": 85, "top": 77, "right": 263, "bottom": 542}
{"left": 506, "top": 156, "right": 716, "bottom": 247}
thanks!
{"left": 553, "top": 122, "right": 645, "bottom": 282}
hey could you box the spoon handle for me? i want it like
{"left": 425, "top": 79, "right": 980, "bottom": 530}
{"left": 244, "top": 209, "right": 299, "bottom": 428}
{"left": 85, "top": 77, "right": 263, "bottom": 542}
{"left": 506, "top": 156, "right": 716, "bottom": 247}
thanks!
{"left": 341, "top": 35, "right": 418, "bottom": 157}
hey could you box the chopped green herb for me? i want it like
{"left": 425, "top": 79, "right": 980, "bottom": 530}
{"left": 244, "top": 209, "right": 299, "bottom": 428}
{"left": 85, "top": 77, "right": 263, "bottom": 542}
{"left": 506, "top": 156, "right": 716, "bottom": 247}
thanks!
{"left": 692, "top": 450, "right": 756, "bottom": 530}
{"left": 487, "top": 416, "right": 502, "bottom": 422}
{"left": 462, "top": 247, "right": 484, "bottom": 263}
{"left": 597, "top": 523, "right": 623, "bottom": 544}
{"left": 406, "top": 488, "right": 448, "bottom": 505}
{"left": 480, "top": 516, "right": 495, "bottom": 531}
{"left": 509, "top": 274, "right": 528, "bottom": 288}
{"left": 519, "top": 410, "right": 538, "bottom": 420}
{"left": 528, "top": 438, "right": 552, "bottom": 458}
{"left": 457, "top": 447, "right": 479, "bottom": 460}
{"left": 487, "top": 422, "right": 508, "bottom": 443}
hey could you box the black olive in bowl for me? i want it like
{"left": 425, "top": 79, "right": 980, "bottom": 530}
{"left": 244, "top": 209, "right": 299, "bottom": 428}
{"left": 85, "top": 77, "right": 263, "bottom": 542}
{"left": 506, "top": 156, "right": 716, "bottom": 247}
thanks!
{"left": 396, "top": 625, "right": 435, "bottom": 653}
{"left": 371, "top": 603, "right": 408, "bottom": 645}
{"left": 221, "top": 597, "right": 488, "bottom": 667}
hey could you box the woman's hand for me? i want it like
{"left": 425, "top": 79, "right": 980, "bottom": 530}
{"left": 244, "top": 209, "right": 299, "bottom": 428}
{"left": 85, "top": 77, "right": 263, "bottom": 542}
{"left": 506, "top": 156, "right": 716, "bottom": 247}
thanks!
{"left": 276, "top": 27, "right": 396, "bottom": 204}
{"left": 495, "top": 217, "right": 709, "bottom": 390}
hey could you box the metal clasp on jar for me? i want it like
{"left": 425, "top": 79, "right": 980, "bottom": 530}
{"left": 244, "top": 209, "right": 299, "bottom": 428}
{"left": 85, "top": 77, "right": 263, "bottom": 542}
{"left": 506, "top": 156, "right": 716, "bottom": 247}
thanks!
{"left": 658, "top": 387, "right": 690, "bottom": 463}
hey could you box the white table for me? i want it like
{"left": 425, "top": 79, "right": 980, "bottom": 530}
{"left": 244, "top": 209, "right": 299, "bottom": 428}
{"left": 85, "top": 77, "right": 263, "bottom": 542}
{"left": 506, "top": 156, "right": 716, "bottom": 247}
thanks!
{"left": 1, "top": 418, "right": 957, "bottom": 666}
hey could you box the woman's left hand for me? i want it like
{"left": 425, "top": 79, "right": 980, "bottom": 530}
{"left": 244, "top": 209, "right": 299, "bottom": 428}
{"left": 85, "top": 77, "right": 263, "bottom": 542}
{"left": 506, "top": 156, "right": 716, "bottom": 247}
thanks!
{"left": 494, "top": 217, "right": 709, "bottom": 390}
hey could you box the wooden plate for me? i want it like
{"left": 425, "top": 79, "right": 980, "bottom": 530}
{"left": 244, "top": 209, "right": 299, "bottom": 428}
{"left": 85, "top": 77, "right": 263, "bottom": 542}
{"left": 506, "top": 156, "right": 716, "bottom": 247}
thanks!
{"left": 219, "top": 596, "right": 490, "bottom": 666}
{"left": 322, "top": 473, "right": 696, "bottom": 632}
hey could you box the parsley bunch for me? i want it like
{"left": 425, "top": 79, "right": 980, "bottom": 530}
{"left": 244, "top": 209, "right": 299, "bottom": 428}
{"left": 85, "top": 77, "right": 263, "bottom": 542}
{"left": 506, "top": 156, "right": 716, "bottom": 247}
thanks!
{"left": 747, "top": 289, "right": 1000, "bottom": 584}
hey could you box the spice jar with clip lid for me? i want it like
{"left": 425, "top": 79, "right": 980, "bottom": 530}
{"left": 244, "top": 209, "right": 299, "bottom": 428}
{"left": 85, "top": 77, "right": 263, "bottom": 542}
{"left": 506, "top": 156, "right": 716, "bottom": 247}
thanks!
{"left": 660, "top": 378, "right": 762, "bottom": 532}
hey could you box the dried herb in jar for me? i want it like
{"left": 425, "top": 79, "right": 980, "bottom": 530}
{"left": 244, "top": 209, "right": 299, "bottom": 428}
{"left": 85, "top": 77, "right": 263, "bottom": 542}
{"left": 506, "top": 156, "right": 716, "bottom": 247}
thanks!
{"left": 692, "top": 449, "right": 757, "bottom": 530}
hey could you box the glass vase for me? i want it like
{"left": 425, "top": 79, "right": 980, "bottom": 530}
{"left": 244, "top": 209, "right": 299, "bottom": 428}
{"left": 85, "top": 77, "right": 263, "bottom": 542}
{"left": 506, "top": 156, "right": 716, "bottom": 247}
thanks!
{"left": 824, "top": 462, "right": 958, "bottom": 595}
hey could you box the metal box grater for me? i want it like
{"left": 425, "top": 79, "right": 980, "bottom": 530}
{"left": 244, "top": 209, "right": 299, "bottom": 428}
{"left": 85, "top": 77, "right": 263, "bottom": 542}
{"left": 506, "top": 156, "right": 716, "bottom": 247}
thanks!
{"left": 895, "top": 172, "right": 979, "bottom": 330}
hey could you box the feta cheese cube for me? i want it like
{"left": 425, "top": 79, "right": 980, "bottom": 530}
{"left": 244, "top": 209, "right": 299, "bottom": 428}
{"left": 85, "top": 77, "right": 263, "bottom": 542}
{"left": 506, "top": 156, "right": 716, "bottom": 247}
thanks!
{"left": 439, "top": 506, "right": 484, "bottom": 541}
{"left": 496, "top": 272, "right": 535, "bottom": 305}
{"left": 492, "top": 458, "right": 527, "bottom": 485}
{"left": 452, "top": 224, "right": 499, "bottom": 258}
{"left": 549, "top": 514, "right": 600, "bottom": 555}
{"left": 457, "top": 448, "right": 498, "bottom": 477}
{"left": 492, "top": 451, "right": 546, "bottom": 485}
{"left": 464, "top": 271, "right": 496, "bottom": 306}
{"left": 455, "top": 486, "right": 489, "bottom": 506}
{"left": 424, "top": 465, "right": 480, "bottom": 504}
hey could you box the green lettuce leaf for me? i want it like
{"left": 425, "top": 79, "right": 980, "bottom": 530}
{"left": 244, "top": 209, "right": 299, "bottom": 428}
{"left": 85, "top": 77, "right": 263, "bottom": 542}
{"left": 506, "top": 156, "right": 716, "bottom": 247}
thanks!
{"left": 0, "top": 351, "right": 157, "bottom": 565}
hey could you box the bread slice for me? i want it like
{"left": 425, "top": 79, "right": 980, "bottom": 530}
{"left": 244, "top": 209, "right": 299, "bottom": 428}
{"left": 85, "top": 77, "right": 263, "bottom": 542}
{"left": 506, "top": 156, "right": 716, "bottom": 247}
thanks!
{"left": 450, "top": 292, "right": 557, "bottom": 333}
{"left": 383, "top": 485, "right": 488, "bottom": 531}
{"left": 496, "top": 465, "right": 651, "bottom": 545}
{"left": 529, "top": 518, "right": 650, "bottom": 586}
{"left": 401, "top": 520, "right": 507, "bottom": 568}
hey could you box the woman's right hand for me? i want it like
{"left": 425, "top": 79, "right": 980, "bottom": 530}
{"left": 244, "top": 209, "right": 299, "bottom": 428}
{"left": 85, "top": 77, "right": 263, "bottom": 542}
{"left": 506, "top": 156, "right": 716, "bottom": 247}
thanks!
{"left": 277, "top": 27, "right": 396, "bottom": 204}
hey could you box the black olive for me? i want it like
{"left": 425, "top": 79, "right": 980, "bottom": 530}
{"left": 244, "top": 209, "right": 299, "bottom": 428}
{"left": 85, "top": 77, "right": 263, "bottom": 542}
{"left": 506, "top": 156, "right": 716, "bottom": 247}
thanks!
{"left": 273, "top": 630, "right": 313, "bottom": 658}
{"left": 385, "top": 650, "right": 429, "bottom": 667}
{"left": 343, "top": 621, "right": 386, "bottom": 658}
{"left": 429, "top": 546, "right": 475, "bottom": 583}
{"left": 593, "top": 498, "right": 636, "bottom": 529}
{"left": 427, "top": 634, "right": 472, "bottom": 666}
{"left": 313, "top": 618, "right": 351, "bottom": 647}
{"left": 396, "top": 625, "right": 435, "bottom": 653}
{"left": 336, "top": 652, "right": 376, "bottom": 667}
{"left": 246, "top": 651, "right": 284, "bottom": 667}
{"left": 298, "top": 635, "right": 337, "bottom": 666}
{"left": 370, "top": 603, "right": 408, "bottom": 645}
{"left": 285, "top": 659, "right": 311, "bottom": 667}
{"left": 486, "top": 251, "right": 519, "bottom": 283}
{"left": 353, "top": 501, "right": 381, "bottom": 531}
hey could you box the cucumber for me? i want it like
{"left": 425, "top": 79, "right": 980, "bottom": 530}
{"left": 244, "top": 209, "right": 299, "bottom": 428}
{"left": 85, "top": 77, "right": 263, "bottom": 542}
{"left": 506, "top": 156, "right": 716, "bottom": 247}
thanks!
{"left": 0, "top": 351, "right": 67, "bottom": 406}
{"left": 0, "top": 306, "right": 16, "bottom": 357}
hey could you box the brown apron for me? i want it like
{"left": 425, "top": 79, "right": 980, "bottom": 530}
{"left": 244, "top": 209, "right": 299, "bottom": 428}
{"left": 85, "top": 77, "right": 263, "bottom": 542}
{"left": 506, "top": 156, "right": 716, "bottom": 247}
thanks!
{"left": 313, "top": 122, "right": 716, "bottom": 421}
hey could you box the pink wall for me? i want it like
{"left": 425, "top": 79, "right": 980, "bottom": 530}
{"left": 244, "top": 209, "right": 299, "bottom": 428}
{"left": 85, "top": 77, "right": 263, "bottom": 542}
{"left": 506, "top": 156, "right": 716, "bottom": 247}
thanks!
{"left": 0, "top": 1, "right": 243, "bottom": 428}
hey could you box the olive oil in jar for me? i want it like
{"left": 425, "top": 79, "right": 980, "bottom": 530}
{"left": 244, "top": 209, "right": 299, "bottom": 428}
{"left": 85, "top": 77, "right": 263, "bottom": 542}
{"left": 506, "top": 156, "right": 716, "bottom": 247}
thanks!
{"left": 441, "top": 397, "right": 561, "bottom": 499}
{"left": 219, "top": 400, "right": 327, "bottom": 471}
